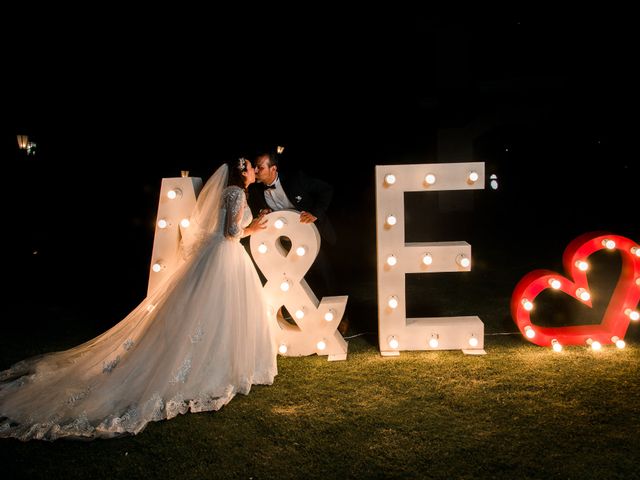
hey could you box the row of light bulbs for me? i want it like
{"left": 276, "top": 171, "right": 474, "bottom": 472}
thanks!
{"left": 547, "top": 336, "right": 627, "bottom": 352}
{"left": 574, "top": 241, "right": 640, "bottom": 274}
{"left": 385, "top": 253, "right": 470, "bottom": 268}
{"left": 383, "top": 171, "right": 480, "bottom": 187}
{"left": 386, "top": 333, "right": 480, "bottom": 350}
{"left": 157, "top": 218, "right": 191, "bottom": 229}
{"left": 278, "top": 339, "right": 328, "bottom": 355}
{"left": 257, "top": 243, "right": 307, "bottom": 256}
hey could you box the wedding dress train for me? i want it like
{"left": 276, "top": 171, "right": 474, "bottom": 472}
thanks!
{"left": 0, "top": 167, "right": 277, "bottom": 441}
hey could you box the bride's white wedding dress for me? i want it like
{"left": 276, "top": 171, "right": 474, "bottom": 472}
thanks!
{"left": 0, "top": 165, "right": 277, "bottom": 441}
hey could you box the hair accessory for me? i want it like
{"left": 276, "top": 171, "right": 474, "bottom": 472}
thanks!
{"left": 238, "top": 157, "right": 247, "bottom": 170}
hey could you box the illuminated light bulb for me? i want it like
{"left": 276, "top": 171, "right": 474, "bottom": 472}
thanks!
{"left": 316, "top": 340, "right": 327, "bottom": 351}
{"left": 388, "top": 296, "right": 399, "bottom": 309}
{"left": 324, "top": 309, "right": 335, "bottom": 322}
{"left": 489, "top": 174, "right": 499, "bottom": 191}
{"left": 611, "top": 336, "right": 626, "bottom": 349}
{"left": 586, "top": 338, "right": 602, "bottom": 351}
{"left": 521, "top": 299, "right": 534, "bottom": 311}
{"left": 575, "top": 260, "right": 589, "bottom": 272}
{"left": 280, "top": 280, "right": 290, "bottom": 292}
{"left": 524, "top": 325, "right": 536, "bottom": 339}
{"left": 549, "top": 278, "right": 562, "bottom": 290}
{"left": 388, "top": 336, "right": 399, "bottom": 349}
{"left": 151, "top": 262, "right": 164, "bottom": 273}
{"left": 576, "top": 288, "right": 591, "bottom": 302}
{"left": 385, "top": 174, "right": 396, "bottom": 185}
{"left": 386, "top": 255, "right": 397, "bottom": 266}
{"left": 274, "top": 218, "right": 287, "bottom": 229}
{"left": 157, "top": 219, "right": 168, "bottom": 229}
{"left": 295, "top": 309, "right": 305, "bottom": 320}
{"left": 422, "top": 253, "right": 433, "bottom": 266}
{"left": 167, "top": 188, "right": 182, "bottom": 200}
{"left": 602, "top": 239, "right": 616, "bottom": 250}
{"left": 625, "top": 308, "right": 640, "bottom": 321}
{"left": 295, "top": 246, "right": 307, "bottom": 256}
{"left": 276, "top": 145, "right": 285, "bottom": 154}
{"left": 424, "top": 173, "right": 436, "bottom": 185}
{"left": 468, "top": 335, "right": 479, "bottom": 347}
{"left": 278, "top": 344, "right": 288, "bottom": 354}
{"left": 386, "top": 214, "right": 397, "bottom": 226}
{"left": 429, "top": 334, "right": 439, "bottom": 348}
{"left": 456, "top": 254, "right": 471, "bottom": 268}
{"left": 551, "top": 339, "right": 563, "bottom": 352}
{"left": 468, "top": 171, "right": 479, "bottom": 183}
{"left": 257, "top": 243, "right": 268, "bottom": 254}
{"left": 637, "top": 278, "right": 640, "bottom": 287}
{"left": 631, "top": 246, "right": 640, "bottom": 258}
{"left": 180, "top": 218, "right": 190, "bottom": 228}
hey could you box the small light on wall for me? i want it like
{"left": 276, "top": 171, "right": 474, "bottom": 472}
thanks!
{"left": 257, "top": 243, "right": 268, "bottom": 254}
{"left": 489, "top": 174, "right": 499, "bottom": 190}
{"left": 152, "top": 262, "right": 165, "bottom": 273}
{"left": 17, "top": 134, "right": 29, "bottom": 150}
{"left": 388, "top": 296, "right": 399, "bottom": 309}
{"left": 324, "top": 309, "right": 335, "bottom": 322}
{"left": 586, "top": 338, "right": 602, "bottom": 351}
{"left": 575, "top": 260, "right": 589, "bottom": 272}
{"left": 384, "top": 174, "right": 396, "bottom": 185}
{"left": 602, "top": 239, "right": 616, "bottom": 250}
{"left": 549, "top": 278, "right": 562, "bottom": 290}
{"left": 386, "top": 254, "right": 397, "bottom": 266}
{"left": 428, "top": 334, "right": 439, "bottom": 348}
{"left": 625, "top": 308, "right": 640, "bottom": 321}
{"left": 456, "top": 254, "right": 471, "bottom": 268}
{"left": 280, "top": 280, "right": 290, "bottom": 292}
{"left": 295, "top": 246, "right": 307, "bottom": 256}
{"left": 167, "top": 188, "right": 182, "bottom": 200}
{"left": 181, "top": 170, "right": 190, "bottom": 178}
{"left": 424, "top": 173, "right": 436, "bottom": 185}
{"left": 521, "top": 299, "right": 534, "bottom": 311}
{"left": 524, "top": 325, "right": 536, "bottom": 338}
{"left": 611, "top": 336, "right": 626, "bottom": 349}
{"left": 278, "top": 344, "right": 288, "bottom": 354}
{"left": 386, "top": 215, "right": 397, "bottom": 226}
{"left": 274, "top": 218, "right": 287, "bottom": 229}
{"left": 551, "top": 339, "right": 563, "bottom": 352}
{"left": 157, "top": 219, "right": 169, "bottom": 229}
{"left": 576, "top": 288, "right": 591, "bottom": 302}
{"left": 295, "top": 308, "right": 305, "bottom": 320}
{"left": 277, "top": 145, "right": 285, "bottom": 154}
{"left": 388, "top": 336, "right": 399, "bottom": 349}
{"left": 180, "top": 218, "right": 190, "bottom": 228}
{"left": 468, "top": 335, "right": 479, "bottom": 347}
{"left": 467, "top": 171, "right": 479, "bottom": 183}
{"left": 422, "top": 253, "right": 433, "bottom": 266}
{"left": 316, "top": 339, "right": 327, "bottom": 351}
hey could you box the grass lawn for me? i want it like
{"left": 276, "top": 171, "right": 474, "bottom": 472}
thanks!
{"left": 2, "top": 334, "right": 638, "bottom": 479}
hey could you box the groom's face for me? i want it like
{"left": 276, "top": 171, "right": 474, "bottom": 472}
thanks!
{"left": 255, "top": 155, "right": 277, "bottom": 185}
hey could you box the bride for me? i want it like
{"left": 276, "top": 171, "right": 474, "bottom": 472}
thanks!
{"left": 0, "top": 157, "right": 277, "bottom": 441}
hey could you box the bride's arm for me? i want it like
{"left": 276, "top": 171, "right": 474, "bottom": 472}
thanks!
{"left": 224, "top": 188, "right": 246, "bottom": 239}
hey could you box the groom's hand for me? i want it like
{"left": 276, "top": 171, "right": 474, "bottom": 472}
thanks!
{"left": 299, "top": 211, "right": 317, "bottom": 224}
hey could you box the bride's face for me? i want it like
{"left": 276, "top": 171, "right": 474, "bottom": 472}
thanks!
{"left": 243, "top": 160, "right": 256, "bottom": 185}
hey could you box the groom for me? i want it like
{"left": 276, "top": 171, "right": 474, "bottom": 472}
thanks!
{"left": 248, "top": 149, "right": 348, "bottom": 334}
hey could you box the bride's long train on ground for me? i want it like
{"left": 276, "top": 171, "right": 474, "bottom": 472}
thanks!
{"left": 0, "top": 176, "right": 277, "bottom": 441}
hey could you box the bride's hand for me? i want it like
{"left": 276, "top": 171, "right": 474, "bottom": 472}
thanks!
{"left": 245, "top": 216, "right": 268, "bottom": 235}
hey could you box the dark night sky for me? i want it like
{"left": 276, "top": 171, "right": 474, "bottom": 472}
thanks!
{"left": 5, "top": 8, "right": 637, "bottom": 328}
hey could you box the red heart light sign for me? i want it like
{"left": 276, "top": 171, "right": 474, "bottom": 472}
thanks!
{"left": 512, "top": 232, "right": 640, "bottom": 350}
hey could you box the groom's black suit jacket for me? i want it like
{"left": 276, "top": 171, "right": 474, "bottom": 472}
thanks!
{"left": 248, "top": 170, "right": 336, "bottom": 246}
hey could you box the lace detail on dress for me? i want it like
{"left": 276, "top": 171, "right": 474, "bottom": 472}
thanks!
{"left": 223, "top": 186, "right": 246, "bottom": 239}
{"left": 170, "top": 356, "right": 192, "bottom": 384}
{"left": 102, "top": 356, "right": 120, "bottom": 374}
{"left": 123, "top": 339, "right": 135, "bottom": 350}
{"left": 190, "top": 325, "right": 204, "bottom": 344}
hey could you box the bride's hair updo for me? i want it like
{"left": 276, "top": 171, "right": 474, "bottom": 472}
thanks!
{"left": 226, "top": 157, "right": 249, "bottom": 191}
